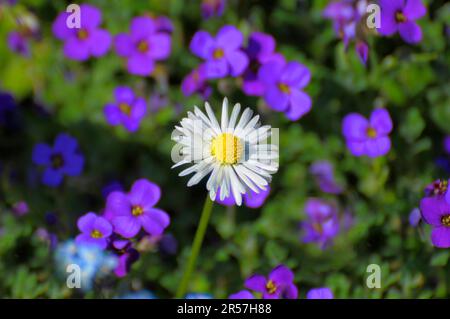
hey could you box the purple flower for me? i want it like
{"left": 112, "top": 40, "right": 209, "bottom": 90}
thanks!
{"left": 342, "top": 108, "right": 393, "bottom": 158}
{"left": 114, "top": 16, "right": 171, "bottom": 76}
{"left": 201, "top": 0, "right": 226, "bottom": 19}
{"left": 355, "top": 41, "right": 369, "bottom": 65}
{"left": 306, "top": 287, "right": 334, "bottom": 299}
{"left": 301, "top": 198, "right": 339, "bottom": 249}
{"left": 215, "top": 187, "right": 271, "bottom": 209}
{"left": 378, "top": 0, "right": 426, "bottom": 44}
{"left": 424, "top": 179, "right": 449, "bottom": 200}
{"left": 409, "top": 208, "right": 421, "bottom": 227}
{"left": 76, "top": 212, "right": 113, "bottom": 249}
{"left": 444, "top": 136, "right": 450, "bottom": 155}
{"left": 106, "top": 179, "right": 170, "bottom": 238}
{"left": 154, "top": 16, "right": 174, "bottom": 34}
{"left": 189, "top": 25, "right": 248, "bottom": 79}
{"left": 32, "top": 133, "right": 84, "bottom": 187}
{"left": 242, "top": 32, "right": 284, "bottom": 96}
{"left": 7, "top": 31, "right": 30, "bottom": 56}
{"left": 229, "top": 290, "right": 255, "bottom": 299}
{"left": 12, "top": 201, "right": 29, "bottom": 217}
{"left": 258, "top": 59, "right": 312, "bottom": 121}
{"left": 244, "top": 265, "right": 298, "bottom": 299}
{"left": 52, "top": 4, "right": 111, "bottom": 61}
{"left": 149, "top": 92, "right": 169, "bottom": 113}
{"left": 181, "top": 64, "right": 212, "bottom": 99}
{"left": 310, "top": 161, "right": 343, "bottom": 194}
{"left": 111, "top": 239, "right": 139, "bottom": 277}
{"left": 419, "top": 197, "right": 450, "bottom": 248}
{"left": 104, "top": 86, "right": 147, "bottom": 132}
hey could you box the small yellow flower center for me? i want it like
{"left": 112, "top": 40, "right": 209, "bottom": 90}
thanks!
{"left": 278, "top": 82, "right": 291, "bottom": 94}
{"left": 119, "top": 102, "right": 132, "bottom": 115}
{"left": 366, "top": 127, "right": 377, "bottom": 138}
{"left": 213, "top": 48, "right": 224, "bottom": 59}
{"left": 132, "top": 205, "right": 144, "bottom": 216}
{"left": 395, "top": 11, "right": 407, "bottom": 23}
{"left": 51, "top": 153, "right": 64, "bottom": 169}
{"left": 441, "top": 215, "right": 450, "bottom": 227}
{"left": 91, "top": 230, "right": 103, "bottom": 238}
{"left": 211, "top": 133, "right": 243, "bottom": 165}
{"left": 77, "top": 29, "right": 89, "bottom": 40}
{"left": 137, "top": 40, "right": 149, "bottom": 53}
{"left": 266, "top": 280, "right": 277, "bottom": 294}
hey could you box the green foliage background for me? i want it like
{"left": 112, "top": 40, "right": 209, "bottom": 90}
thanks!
{"left": 0, "top": 0, "right": 449, "bottom": 298}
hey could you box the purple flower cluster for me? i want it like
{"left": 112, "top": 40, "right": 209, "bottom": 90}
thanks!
{"left": 186, "top": 26, "right": 312, "bottom": 121}
{"left": 75, "top": 179, "right": 170, "bottom": 276}
{"left": 342, "top": 108, "right": 393, "bottom": 158}
{"left": 104, "top": 86, "right": 147, "bottom": 132}
{"left": 323, "top": 0, "right": 371, "bottom": 64}
{"left": 215, "top": 187, "right": 271, "bottom": 208}
{"left": 53, "top": 4, "right": 111, "bottom": 61}
{"left": 115, "top": 16, "right": 171, "bottom": 76}
{"left": 32, "top": 133, "right": 84, "bottom": 187}
{"left": 417, "top": 179, "right": 450, "bottom": 247}
{"left": 229, "top": 265, "right": 298, "bottom": 299}
{"left": 378, "top": 0, "right": 426, "bottom": 44}
{"left": 301, "top": 198, "right": 340, "bottom": 249}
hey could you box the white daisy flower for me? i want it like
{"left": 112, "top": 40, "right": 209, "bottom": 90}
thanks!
{"left": 172, "top": 98, "right": 279, "bottom": 206}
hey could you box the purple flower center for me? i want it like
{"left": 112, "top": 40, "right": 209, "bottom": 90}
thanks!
{"left": 131, "top": 205, "right": 144, "bottom": 216}
{"left": 312, "top": 222, "right": 323, "bottom": 234}
{"left": 266, "top": 280, "right": 277, "bottom": 294}
{"left": 278, "top": 82, "right": 291, "bottom": 94}
{"left": 91, "top": 229, "right": 103, "bottom": 238}
{"left": 137, "top": 40, "right": 150, "bottom": 53}
{"left": 395, "top": 11, "right": 407, "bottom": 23}
{"left": 119, "top": 102, "right": 132, "bottom": 115}
{"left": 51, "top": 153, "right": 64, "bottom": 169}
{"left": 366, "top": 127, "right": 377, "bottom": 139}
{"left": 213, "top": 48, "right": 224, "bottom": 59}
{"left": 77, "top": 29, "right": 89, "bottom": 41}
{"left": 430, "top": 180, "right": 448, "bottom": 196}
{"left": 441, "top": 215, "right": 450, "bottom": 227}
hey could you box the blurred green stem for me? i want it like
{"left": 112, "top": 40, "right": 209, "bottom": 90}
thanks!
{"left": 175, "top": 194, "right": 214, "bottom": 298}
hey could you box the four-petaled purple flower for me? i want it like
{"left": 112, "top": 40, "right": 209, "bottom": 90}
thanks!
{"left": 104, "top": 86, "right": 147, "bottom": 132}
{"left": 419, "top": 197, "right": 450, "bottom": 248}
{"left": 258, "top": 60, "right": 312, "bottom": 121}
{"left": 244, "top": 265, "right": 298, "bottom": 299}
{"left": 378, "top": 0, "right": 426, "bottom": 44}
{"left": 342, "top": 108, "right": 393, "bottom": 158}
{"left": 76, "top": 212, "right": 113, "bottom": 249}
{"left": 190, "top": 25, "right": 249, "bottom": 79}
{"left": 242, "top": 32, "right": 284, "bottom": 96}
{"left": 215, "top": 187, "right": 271, "bottom": 209}
{"left": 52, "top": 4, "right": 111, "bottom": 61}
{"left": 301, "top": 198, "right": 340, "bottom": 249}
{"left": 181, "top": 64, "right": 212, "bottom": 99}
{"left": 306, "top": 287, "right": 334, "bottom": 299}
{"left": 201, "top": 0, "right": 226, "bottom": 19}
{"left": 106, "top": 179, "right": 170, "bottom": 238}
{"left": 115, "top": 16, "right": 171, "bottom": 76}
{"left": 32, "top": 133, "right": 84, "bottom": 187}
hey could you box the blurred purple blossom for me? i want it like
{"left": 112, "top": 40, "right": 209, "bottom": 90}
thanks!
{"left": 7, "top": 31, "right": 30, "bottom": 56}
{"left": 112, "top": 239, "right": 140, "bottom": 277}
{"left": 306, "top": 287, "right": 334, "bottom": 299}
{"left": 342, "top": 108, "right": 393, "bottom": 158}
{"left": 310, "top": 161, "right": 343, "bottom": 194}
{"left": 201, "top": 0, "right": 226, "bottom": 19}
{"left": 115, "top": 16, "right": 171, "bottom": 76}
{"left": 32, "top": 133, "right": 84, "bottom": 187}
{"left": 181, "top": 64, "right": 212, "bottom": 99}
{"left": 215, "top": 187, "right": 271, "bottom": 208}
{"left": 52, "top": 4, "right": 111, "bottom": 61}
{"left": 229, "top": 290, "right": 255, "bottom": 299}
{"left": 12, "top": 201, "right": 29, "bottom": 217}
{"left": 409, "top": 207, "right": 421, "bottom": 227}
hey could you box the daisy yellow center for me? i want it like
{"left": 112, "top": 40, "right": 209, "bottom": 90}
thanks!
{"left": 137, "top": 40, "right": 149, "bottom": 53}
{"left": 77, "top": 29, "right": 89, "bottom": 40}
{"left": 119, "top": 102, "right": 131, "bottom": 115}
{"left": 211, "top": 133, "right": 242, "bottom": 165}
{"left": 441, "top": 215, "right": 450, "bottom": 227}
{"left": 213, "top": 48, "right": 224, "bottom": 59}
{"left": 132, "top": 205, "right": 144, "bottom": 216}
{"left": 278, "top": 82, "right": 291, "bottom": 94}
{"left": 91, "top": 230, "right": 103, "bottom": 238}
{"left": 266, "top": 280, "right": 277, "bottom": 294}
{"left": 366, "top": 127, "right": 377, "bottom": 138}
{"left": 395, "top": 11, "right": 407, "bottom": 23}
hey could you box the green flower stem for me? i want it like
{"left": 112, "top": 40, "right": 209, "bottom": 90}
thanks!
{"left": 175, "top": 194, "right": 214, "bottom": 298}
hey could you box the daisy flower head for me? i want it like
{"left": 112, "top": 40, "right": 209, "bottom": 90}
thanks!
{"left": 171, "top": 98, "right": 279, "bottom": 206}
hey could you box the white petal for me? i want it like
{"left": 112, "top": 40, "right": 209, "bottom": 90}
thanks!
{"left": 204, "top": 102, "right": 222, "bottom": 133}
{"left": 228, "top": 103, "right": 241, "bottom": 131}
{"left": 221, "top": 98, "right": 229, "bottom": 131}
